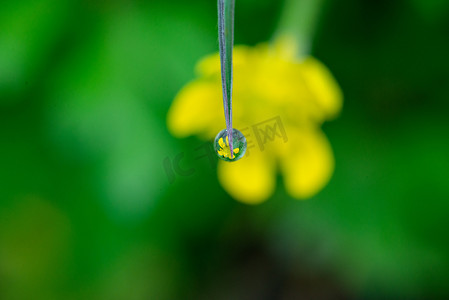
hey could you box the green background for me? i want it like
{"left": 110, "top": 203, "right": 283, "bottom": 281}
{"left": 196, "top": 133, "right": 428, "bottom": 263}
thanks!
{"left": 1, "top": 0, "right": 449, "bottom": 299}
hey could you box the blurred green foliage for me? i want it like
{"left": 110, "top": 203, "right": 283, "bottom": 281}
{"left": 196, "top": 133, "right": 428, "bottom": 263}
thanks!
{"left": 1, "top": 0, "right": 449, "bottom": 299}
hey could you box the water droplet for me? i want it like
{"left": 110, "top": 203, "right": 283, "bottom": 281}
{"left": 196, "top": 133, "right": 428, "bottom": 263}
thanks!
{"left": 214, "top": 128, "right": 247, "bottom": 162}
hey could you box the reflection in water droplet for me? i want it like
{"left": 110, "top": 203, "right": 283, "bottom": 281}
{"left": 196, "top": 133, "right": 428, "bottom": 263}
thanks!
{"left": 214, "top": 128, "right": 247, "bottom": 162}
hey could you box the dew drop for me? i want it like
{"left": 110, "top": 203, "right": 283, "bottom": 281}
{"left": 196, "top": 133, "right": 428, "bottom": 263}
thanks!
{"left": 214, "top": 128, "right": 247, "bottom": 162}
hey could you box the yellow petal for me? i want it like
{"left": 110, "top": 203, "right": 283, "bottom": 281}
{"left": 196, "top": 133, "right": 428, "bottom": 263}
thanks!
{"left": 272, "top": 34, "right": 300, "bottom": 60}
{"left": 301, "top": 57, "right": 343, "bottom": 119}
{"left": 218, "top": 151, "right": 275, "bottom": 204}
{"left": 195, "top": 52, "right": 221, "bottom": 77}
{"left": 167, "top": 80, "right": 222, "bottom": 138}
{"left": 280, "top": 128, "right": 334, "bottom": 199}
{"left": 218, "top": 137, "right": 226, "bottom": 149}
{"left": 233, "top": 148, "right": 239, "bottom": 154}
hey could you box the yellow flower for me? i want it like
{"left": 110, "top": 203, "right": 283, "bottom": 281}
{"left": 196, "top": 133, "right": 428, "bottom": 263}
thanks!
{"left": 167, "top": 39, "right": 343, "bottom": 204}
{"left": 217, "top": 136, "right": 239, "bottom": 159}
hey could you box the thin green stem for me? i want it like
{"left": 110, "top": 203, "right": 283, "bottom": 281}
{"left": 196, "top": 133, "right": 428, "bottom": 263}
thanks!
{"left": 218, "top": 0, "right": 235, "bottom": 157}
{"left": 274, "top": 0, "right": 325, "bottom": 57}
